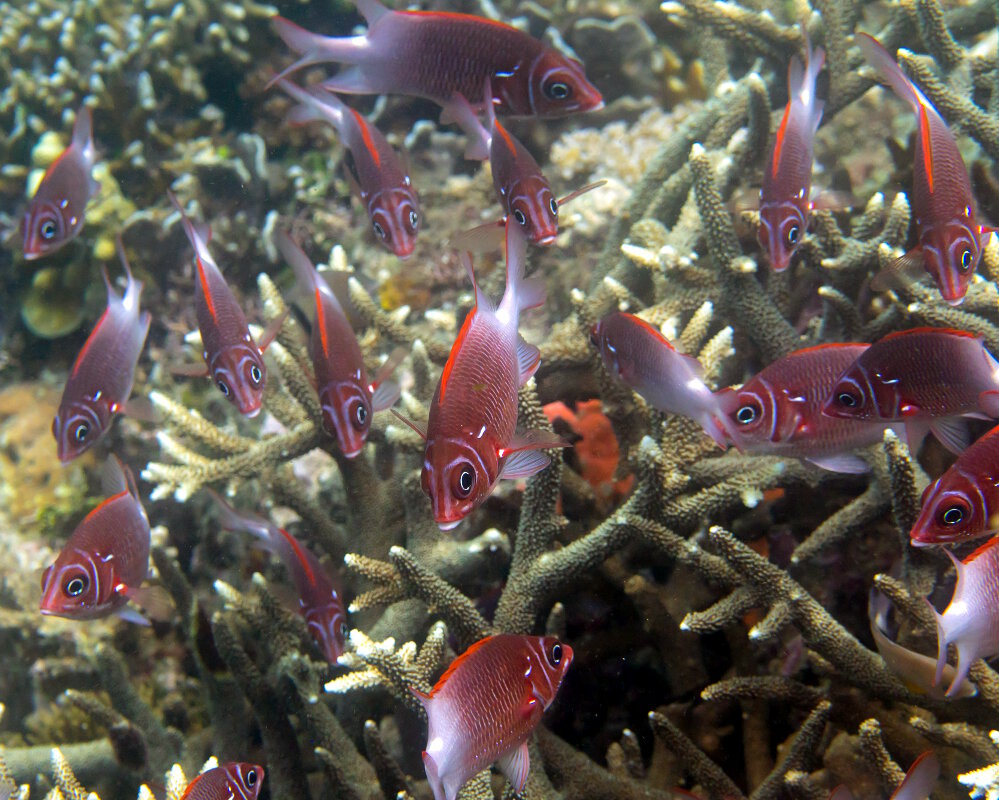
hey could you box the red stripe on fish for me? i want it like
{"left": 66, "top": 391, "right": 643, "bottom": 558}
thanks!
{"left": 920, "top": 104, "right": 934, "bottom": 193}
{"left": 350, "top": 107, "right": 382, "bottom": 168}
{"left": 315, "top": 287, "right": 330, "bottom": 358}
{"left": 439, "top": 308, "right": 476, "bottom": 404}
{"left": 196, "top": 258, "right": 219, "bottom": 323}
{"left": 771, "top": 101, "right": 792, "bottom": 178}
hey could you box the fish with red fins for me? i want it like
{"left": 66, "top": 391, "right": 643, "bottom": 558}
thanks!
{"left": 758, "top": 35, "right": 825, "bottom": 272}
{"left": 858, "top": 33, "right": 994, "bottom": 305}
{"left": 23, "top": 105, "right": 100, "bottom": 260}
{"left": 179, "top": 763, "right": 264, "bottom": 800}
{"left": 52, "top": 239, "right": 151, "bottom": 463}
{"left": 274, "top": 79, "right": 421, "bottom": 258}
{"left": 270, "top": 0, "right": 602, "bottom": 118}
{"left": 413, "top": 634, "right": 573, "bottom": 800}
{"left": 829, "top": 751, "right": 939, "bottom": 800}
{"left": 416, "top": 220, "right": 567, "bottom": 530}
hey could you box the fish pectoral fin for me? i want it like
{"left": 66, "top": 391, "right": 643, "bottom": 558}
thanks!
{"left": 930, "top": 416, "right": 971, "bottom": 454}
{"left": 171, "top": 361, "right": 210, "bottom": 378}
{"left": 805, "top": 454, "right": 870, "bottom": 474}
{"left": 499, "top": 430, "right": 569, "bottom": 479}
{"left": 122, "top": 396, "right": 161, "bottom": 424}
{"left": 903, "top": 419, "right": 930, "bottom": 456}
{"left": 127, "top": 585, "right": 174, "bottom": 622}
{"left": 516, "top": 336, "right": 541, "bottom": 385}
{"left": 497, "top": 741, "right": 531, "bottom": 794}
{"left": 116, "top": 607, "right": 151, "bottom": 626}
{"left": 500, "top": 450, "right": 550, "bottom": 480}
{"left": 257, "top": 309, "right": 291, "bottom": 353}
{"left": 449, "top": 221, "right": 505, "bottom": 254}
{"left": 421, "top": 751, "right": 446, "bottom": 800}
{"left": 870, "top": 248, "right": 924, "bottom": 294}
{"left": 371, "top": 379, "right": 401, "bottom": 412}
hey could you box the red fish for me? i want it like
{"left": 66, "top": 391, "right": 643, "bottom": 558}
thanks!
{"left": 858, "top": 33, "right": 993, "bottom": 305}
{"left": 758, "top": 38, "right": 824, "bottom": 272}
{"left": 210, "top": 490, "right": 348, "bottom": 662}
{"left": 715, "top": 343, "right": 891, "bottom": 473}
{"left": 821, "top": 327, "right": 999, "bottom": 455}
{"left": 52, "top": 241, "right": 151, "bottom": 463}
{"left": 412, "top": 634, "right": 572, "bottom": 800}
{"left": 40, "top": 458, "right": 160, "bottom": 624}
{"left": 180, "top": 763, "right": 264, "bottom": 800}
{"left": 277, "top": 231, "right": 400, "bottom": 457}
{"left": 169, "top": 192, "right": 274, "bottom": 417}
{"left": 929, "top": 536, "right": 999, "bottom": 697}
{"left": 419, "top": 220, "right": 567, "bottom": 530}
{"left": 591, "top": 312, "right": 739, "bottom": 449}
{"left": 909, "top": 423, "right": 999, "bottom": 546}
{"left": 22, "top": 106, "right": 100, "bottom": 260}
{"left": 270, "top": 0, "right": 602, "bottom": 118}
{"left": 275, "top": 79, "right": 420, "bottom": 258}
{"left": 830, "top": 752, "right": 939, "bottom": 800}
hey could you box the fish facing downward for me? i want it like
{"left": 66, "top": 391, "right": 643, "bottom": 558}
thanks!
{"left": 590, "top": 311, "right": 738, "bottom": 448}
{"left": 274, "top": 79, "right": 420, "bottom": 258}
{"left": 52, "top": 240, "right": 151, "bottom": 463}
{"left": 209, "top": 490, "right": 348, "bottom": 662}
{"left": 420, "top": 220, "right": 567, "bottom": 530}
{"left": 758, "top": 36, "right": 825, "bottom": 272}
{"left": 276, "top": 231, "right": 400, "bottom": 458}
{"left": 179, "top": 763, "right": 264, "bottom": 800}
{"left": 23, "top": 105, "right": 100, "bottom": 260}
{"left": 821, "top": 327, "right": 999, "bottom": 455}
{"left": 270, "top": 0, "right": 602, "bottom": 118}
{"left": 413, "top": 634, "right": 573, "bottom": 800}
{"left": 169, "top": 192, "right": 273, "bottom": 417}
{"left": 40, "top": 458, "right": 158, "bottom": 624}
{"left": 715, "top": 343, "right": 891, "bottom": 473}
{"left": 909, "top": 423, "right": 999, "bottom": 546}
{"left": 928, "top": 535, "right": 999, "bottom": 698}
{"left": 857, "top": 33, "right": 993, "bottom": 305}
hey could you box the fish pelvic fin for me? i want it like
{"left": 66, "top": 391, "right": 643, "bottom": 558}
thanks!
{"left": 421, "top": 751, "right": 447, "bottom": 800}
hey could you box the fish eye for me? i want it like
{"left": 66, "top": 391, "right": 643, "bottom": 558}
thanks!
{"left": 452, "top": 463, "right": 475, "bottom": 498}
{"left": 959, "top": 247, "right": 973, "bottom": 272}
{"left": 735, "top": 404, "right": 758, "bottom": 425}
{"left": 373, "top": 221, "right": 387, "bottom": 240}
{"left": 513, "top": 209, "right": 527, "bottom": 226}
{"left": 40, "top": 220, "right": 58, "bottom": 240}
{"left": 786, "top": 225, "right": 800, "bottom": 247}
{"left": 245, "top": 769, "right": 257, "bottom": 787}
{"left": 74, "top": 422, "right": 91, "bottom": 441}
{"left": 544, "top": 80, "right": 571, "bottom": 100}
{"left": 409, "top": 209, "right": 419, "bottom": 230}
{"left": 588, "top": 325, "right": 600, "bottom": 348}
{"left": 217, "top": 380, "right": 231, "bottom": 397}
{"left": 549, "top": 198, "right": 558, "bottom": 217}
{"left": 352, "top": 400, "right": 369, "bottom": 429}
{"left": 939, "top": 503, "right": 967, "bottom": 526}
{"left": 249, "top": 364, "right": 262, "bottom": 386}
{"left": 836, "top": 391, "right": 859, "bottom": 408}
{"left": 547, "top": 642, "right": 562, "bottom": 666}
{"left": 338, "top": 621, "right": 348, "bottom": 639}
{"left": 64, "top": 574, "right": 88, "bottom": 597}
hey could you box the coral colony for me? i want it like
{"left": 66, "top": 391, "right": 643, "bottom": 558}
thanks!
{"left": 16, "top": 0, "right": 999, "bottom": 799}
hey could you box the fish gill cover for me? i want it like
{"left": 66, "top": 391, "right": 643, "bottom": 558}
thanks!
{"left": 3, "top": 0, "right": 999, "bottom": 799}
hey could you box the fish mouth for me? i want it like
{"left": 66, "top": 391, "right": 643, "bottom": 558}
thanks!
{"left": 437, "top": 519, "right": 462, "bottom": 532}
{"left": 341, "top": 446, "right": 363, "bottom": 459}
{"left": 242, "top": 405, "right": 262, "bottom": 419}
{"left": 536, "top": 234, "right": 557, "bottom": 246}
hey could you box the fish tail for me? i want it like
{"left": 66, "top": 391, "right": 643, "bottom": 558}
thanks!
{"left": 115, "top": 235, "right": 145, "bottom": 313}
{"left": 274, "top": 79, "right": 346, "bottom": 134}
{"left": 206, "top": 488, "right": 276, "bottom": 544}
{"left": 856, "top": 33, "right": 925, "bottom": 113}
{"left": 270, "top": 17, "right": 369, "bottom": 86}
{"left": 71, "top": 105, "right": 96, "bottom": 164}
{"left": 928, "top": 599, "right": 948, "bottom": 689}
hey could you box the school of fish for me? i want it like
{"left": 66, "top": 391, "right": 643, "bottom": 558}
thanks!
{"left": 23, "top": 3, "right": 999, "bottom": 795}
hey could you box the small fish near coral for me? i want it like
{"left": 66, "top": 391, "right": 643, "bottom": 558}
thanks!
{"left": 274, "top": 79, "right": 421, "bottom": 258}
{"left": 40, "top": 457, "right": 168, "bottom": 624}
{"left": 417, "top": 220, "right": 567, "bottom": 530}
{"left": 857, "top": 33, "right": 996, "bottom": 305}
{"left": 270, "top": 0, "right": 603, "bottom": 118}
{"left": 830, "top": 751, "right": 939, "bottom": 800}
{"left": 52, "top": 238, "right": 151, "bottom": 463}
{"left": 209, "top": 489, "right": 349, "bottom": 662}
{"left": 22, "top": 105, "right": 100, "bottom": 260}
{"left": 179, "top": 763, "right": 265, "bottom": 800}
{"left": 169, "top": 192, "right": 281, "bottom": 417}
{"left": 278, "top": 230, "right": 400, "bottom": 457}
{"left": 716, "top": 343, "right": 892, "bottom": 473}
{"left": 821, "top": 327, "right": 999, "bottom": 455}
{"left": 412, "top": 634, "right": 573, "bottom": 800}
{"left": 758, "top": 34, "right": 824, "bottom": 272}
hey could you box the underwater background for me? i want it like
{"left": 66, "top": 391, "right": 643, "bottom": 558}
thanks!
{"left": 4, "top": 0, "right": 999, "bottom": 799}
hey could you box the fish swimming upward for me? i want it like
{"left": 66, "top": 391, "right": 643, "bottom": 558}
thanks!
{"left": 209, "top": 490, "right": 348, "bottom": 662}
{"left": 270, "top": 0, "right": 603, "bottom": 118}
{"left": 169, "top": 192, "right": 277, "bottom": 417}
{"left": 52, "top": 239, "right": 151, "bottom": 463}
{"left": 591, "top": 311, "right": 738, "bottom": 448}
{"left": 277, "top": 231, "right": 400, "bottom": 457}
{"left": 758, "top": 36, "right": 825, "bottom": 272}
{"left": 274, "top": 79, "right": 420, "bottom": 258}
{"left": 23, "top": 105, "right": 100, "bottom": 259}
{"left": 715, "top": 343, "right": 891, "bottom": 473}
{"left": 821, "top": 327, "right": 999, "bottom": 455}
{"left": 40, "top": 457, "right": 165, "bottom": 624}
{"left": 179, "top": 763, "right": 265, "bottom": 800}
{"left": 857, "top": 33, "right": 994, "bottom": 305}
{"left": 419, "top": 220, "right": 567, "bottom": 530}
{"left": 413, "top": 634, "right": 573, "bottom": 800}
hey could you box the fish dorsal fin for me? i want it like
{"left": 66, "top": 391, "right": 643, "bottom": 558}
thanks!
{"left": 430, "top": 636, "right": 496, "bottom": 695}
{"left": 497, "top": 742, "right": 531, "bottom": 793}
{"left": 879, "top": 326, "right": 978, "bottom": 343}
{"left": 355, "top": 0, "right": 390, "bottom": 25}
